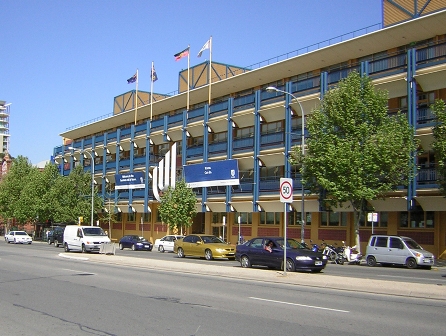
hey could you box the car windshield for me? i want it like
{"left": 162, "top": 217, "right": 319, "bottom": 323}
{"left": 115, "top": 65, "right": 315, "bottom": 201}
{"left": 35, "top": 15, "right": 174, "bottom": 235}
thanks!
{"left": 201, "top": 236, "right": 224, "bottom": 244}
{"left": 404, "top": 238, "right": 422, "bottom": 250}
{"left": 275, "top": 238, "right": 305, "bottom": 250}
{"left": 16, "top": 232, "right": 27, "bottom": 236}
{"left": 83, "top": 228, "right": 106, "bottom": 236}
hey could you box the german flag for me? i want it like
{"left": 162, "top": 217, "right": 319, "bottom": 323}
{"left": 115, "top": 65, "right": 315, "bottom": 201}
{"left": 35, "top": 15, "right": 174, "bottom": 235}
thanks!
{"left": 174, "top": 47, "right": 190, "bottom": 61}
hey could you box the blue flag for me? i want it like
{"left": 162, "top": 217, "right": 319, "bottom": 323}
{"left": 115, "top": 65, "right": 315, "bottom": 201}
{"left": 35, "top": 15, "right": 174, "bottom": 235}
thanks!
{"left": 127, "top": 73, "right": 137, "bottom": 84}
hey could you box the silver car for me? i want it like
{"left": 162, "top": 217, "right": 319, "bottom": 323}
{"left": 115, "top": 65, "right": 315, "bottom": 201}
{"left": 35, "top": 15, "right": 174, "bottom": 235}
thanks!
{"left": 5, "top": 231, "right": 33, "bottom": 244}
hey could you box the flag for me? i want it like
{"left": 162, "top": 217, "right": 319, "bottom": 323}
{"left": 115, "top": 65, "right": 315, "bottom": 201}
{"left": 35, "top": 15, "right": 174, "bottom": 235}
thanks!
{"left": 197, "top": 39, "right": 210, "bottom": 57}
{"left": 174, "top": 47, "right": 190, "bottom": 61}
{"left": 127, "top": 73, "right": 137, "bottom": 84}
{"left": 151, "top": 65, "right": 158, "bottom": 82}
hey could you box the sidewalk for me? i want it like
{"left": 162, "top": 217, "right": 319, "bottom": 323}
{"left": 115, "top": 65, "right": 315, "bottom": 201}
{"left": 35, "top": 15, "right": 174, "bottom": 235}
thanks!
{"left": 59, "top": 252, "right": 446, "bottom": 300}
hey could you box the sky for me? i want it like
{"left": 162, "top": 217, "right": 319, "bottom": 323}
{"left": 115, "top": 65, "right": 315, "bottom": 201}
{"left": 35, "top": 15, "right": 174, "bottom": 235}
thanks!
{"left": 0, "top": 0, "right": 382, "bottom": 165}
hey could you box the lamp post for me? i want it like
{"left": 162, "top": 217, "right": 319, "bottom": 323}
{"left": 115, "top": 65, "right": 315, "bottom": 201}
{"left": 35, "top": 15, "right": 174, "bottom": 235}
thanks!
{"left": 265, "top": 87, "right": 306, "bottom": 243}
{"left": 69, "top": 147, "right": 95, "bottom": 226}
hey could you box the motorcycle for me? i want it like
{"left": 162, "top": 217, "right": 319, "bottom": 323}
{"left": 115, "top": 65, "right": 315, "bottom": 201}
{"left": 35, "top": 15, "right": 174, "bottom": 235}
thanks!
{"left": 322, "top": 241, "right": 344, "bottom": 264}
{"left": 341, "top": 241, "right": 362, "bottom": 264}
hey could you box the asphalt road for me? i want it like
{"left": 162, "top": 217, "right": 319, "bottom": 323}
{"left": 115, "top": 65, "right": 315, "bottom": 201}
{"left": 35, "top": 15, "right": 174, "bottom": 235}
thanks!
{"left": 1, "top": 241, "right": 445, "bottom": 336}
{"left": 21, "top": 239, "right": 446, "bottom": 285}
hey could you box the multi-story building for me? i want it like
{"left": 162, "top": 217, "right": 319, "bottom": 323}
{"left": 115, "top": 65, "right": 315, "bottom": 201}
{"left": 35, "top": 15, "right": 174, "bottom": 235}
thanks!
{"left": 0, "top": 101, "right": 11, "bottom": 158}
{"left": 53, "top": 4, "right": 446, "bottom": 257}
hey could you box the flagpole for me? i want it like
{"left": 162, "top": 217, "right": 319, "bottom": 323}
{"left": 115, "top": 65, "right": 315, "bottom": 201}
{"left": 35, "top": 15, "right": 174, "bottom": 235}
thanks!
{"left": 208, "top": 36, "right": 212, "bottom": 105}
{"left": 134, "top": 68, "right": 139, "bottom": 125}
{"left": 187, "top": 44, "right": 190, "bottom": 111}
{"left": 150, "top": 62, "right": 154, "bottom": 120}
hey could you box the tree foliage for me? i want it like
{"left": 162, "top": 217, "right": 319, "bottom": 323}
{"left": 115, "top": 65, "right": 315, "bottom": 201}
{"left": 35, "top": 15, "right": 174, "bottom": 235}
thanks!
{"left": 0, "top": 158, "right": 102, "bottom": 225}
{"left": 431, "top": 99, "right": 446, "bottom": 194}
{"left": 158, "top": 179, "right": 197, "bottom": 233}
{"left": 290, "top": 71, "right": 418, "bottom": 251}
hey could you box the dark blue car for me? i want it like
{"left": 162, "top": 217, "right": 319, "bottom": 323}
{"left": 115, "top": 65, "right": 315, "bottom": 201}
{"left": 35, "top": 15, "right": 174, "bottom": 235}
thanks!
{"left": 235, "top": 237, "right": 328, "bottom": 272}
{"left": 118, "top": 235, "right": 153, "bottom": 251}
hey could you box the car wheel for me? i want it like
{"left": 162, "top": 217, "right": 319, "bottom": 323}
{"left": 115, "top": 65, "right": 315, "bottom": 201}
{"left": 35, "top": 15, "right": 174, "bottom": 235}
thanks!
{"left": 177, "top": 247, "right": 185, "bottom": 258}
{"left": 205, "top": 249, "right": 213, "bottom": 260}
{"left": 406, "top": 257, "right": 418, "bottom": 269}
{"left": 131, "top": 244, "right": 136, "bottom": 251}
{"left": 48, "top": 239, "right": 52, "bottom": 245}
{"left": 159, "top": 245, "right": 165, "bottom": 253}
{"left": 367, "top": 256, "right": 377, "bottom": 267}
{"left": 119, "top": 243, "right": 123, "bottom": 250}
{"left": 54, "top": 240, "right": 59, "bottom": 247}
{"left": 64, "top": 243, "right": 70, "bottom": 252}
{"left": 81, "top": 244, "right": 87, "bottom": 253}
{"left": 7, "top": 239, "right": 10, "bottom": 244}
{"left": 328, "top": 251, "right": 336, "bottom": 262}
{"left": 240, "top": 255, "right": 251, "bottom": 268}
{"left": 14, "top": 239, "right": 16, "bottom": 244}
{"left": 285, "top": 258, "right": 295, "bottom": 272}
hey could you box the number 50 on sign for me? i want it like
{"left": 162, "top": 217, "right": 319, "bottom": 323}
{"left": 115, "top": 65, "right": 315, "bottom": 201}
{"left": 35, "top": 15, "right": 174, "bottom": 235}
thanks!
{"left": 280, "top": 178, "right": 293, "bottom": 203}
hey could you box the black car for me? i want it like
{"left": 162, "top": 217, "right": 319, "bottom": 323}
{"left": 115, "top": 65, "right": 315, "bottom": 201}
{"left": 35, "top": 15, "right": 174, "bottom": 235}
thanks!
{"left": 119, "top": 235, "right": 153, "bottom": 251}
{"left": 235, "top": 237, "right": 328, "bottom": 272}
{"left": 47, "top": 226, "right": 65, "bottom": 247}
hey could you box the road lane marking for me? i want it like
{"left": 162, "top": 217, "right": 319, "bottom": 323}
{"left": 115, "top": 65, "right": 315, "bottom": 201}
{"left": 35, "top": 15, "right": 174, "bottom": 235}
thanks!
{"left": 249, "top": 297, "right": 349, "bottom": 313}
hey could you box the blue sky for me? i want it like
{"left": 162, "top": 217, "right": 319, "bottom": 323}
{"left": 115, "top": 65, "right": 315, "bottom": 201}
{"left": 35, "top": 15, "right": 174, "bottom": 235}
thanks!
{"left": 0, "top": 0, "right": 382, "bottom": 164}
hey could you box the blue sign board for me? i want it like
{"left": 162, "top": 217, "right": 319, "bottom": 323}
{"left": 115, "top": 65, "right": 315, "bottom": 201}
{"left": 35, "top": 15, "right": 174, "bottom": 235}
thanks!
{"left": 184, "top": 159, "right": 240, "bottom": 188}
{"left": 115, "top": 172, "right": 145, "bottom": 190}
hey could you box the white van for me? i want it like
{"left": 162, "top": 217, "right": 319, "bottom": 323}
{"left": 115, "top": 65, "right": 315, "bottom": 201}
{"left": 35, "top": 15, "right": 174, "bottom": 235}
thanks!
{"left": 63, "top": 225, "right": 110, "bottom": 253}
{"left": 365, "top": 235, "right": 435, "bottom": 269}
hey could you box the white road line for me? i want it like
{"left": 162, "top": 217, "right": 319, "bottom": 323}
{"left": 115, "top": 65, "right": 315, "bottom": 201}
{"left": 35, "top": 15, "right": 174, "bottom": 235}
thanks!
{"left": 249, "top": 297, "right": 349, "bottom": 313}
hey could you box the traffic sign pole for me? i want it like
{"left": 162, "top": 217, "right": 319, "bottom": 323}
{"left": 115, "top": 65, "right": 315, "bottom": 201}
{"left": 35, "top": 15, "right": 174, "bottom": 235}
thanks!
{"left": 280, "top": 178, "right": 293, "bottom": 276}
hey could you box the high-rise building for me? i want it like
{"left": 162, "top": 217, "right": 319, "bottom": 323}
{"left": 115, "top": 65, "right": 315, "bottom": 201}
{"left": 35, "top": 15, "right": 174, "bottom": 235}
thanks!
{"left": 0, "top": 101, "right": 11, "bottom": 157}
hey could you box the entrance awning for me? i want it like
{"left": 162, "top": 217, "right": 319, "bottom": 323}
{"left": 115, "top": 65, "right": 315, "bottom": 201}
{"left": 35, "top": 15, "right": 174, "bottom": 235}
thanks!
{"left": 369, "top": 198, "right": 407, "bottom": 211}
{"left": 415, "top": 196, "right": 446, "bottom": 211}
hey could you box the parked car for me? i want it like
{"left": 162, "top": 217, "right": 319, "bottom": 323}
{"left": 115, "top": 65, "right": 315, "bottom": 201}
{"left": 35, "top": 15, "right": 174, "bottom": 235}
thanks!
{"left": 119, "top": 235, "right": 153, "bottom": 251}
{"left": 154, "top": 235, "right": 184, "bottom": 252}
{"left": 5, "top": 231, "right": 33, "bottom": 244}
{"left": 47, "top": 226, "right": 65, "bottom": 247}
{"left": 235, "top": 237, "right": 328, "bottom": 272}
{"left": 63, "top": 225, "right": 111, "bottom": 253}
{"left": 365, "top": 235, "right": 435, "bottom": 269}
{"left": 174, "top": 234, "right": 236, "bottom": 260}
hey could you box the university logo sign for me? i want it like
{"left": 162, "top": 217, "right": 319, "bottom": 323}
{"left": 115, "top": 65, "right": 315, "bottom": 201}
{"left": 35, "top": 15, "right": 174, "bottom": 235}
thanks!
{"left": 152, "top": 143, "right": 177, "bottom": 201}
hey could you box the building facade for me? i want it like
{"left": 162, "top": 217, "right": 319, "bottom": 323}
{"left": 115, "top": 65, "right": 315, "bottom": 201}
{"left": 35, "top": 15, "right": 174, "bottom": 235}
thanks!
{"left": 0, "top": 101, "right": 11, "bottom": 158}
{"left": 54, "top": 9, "right": 446, "bottom": 257}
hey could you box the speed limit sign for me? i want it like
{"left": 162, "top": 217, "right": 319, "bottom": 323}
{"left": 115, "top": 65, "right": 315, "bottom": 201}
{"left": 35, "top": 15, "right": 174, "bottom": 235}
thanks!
{"left": 280, "top": 178, "right": 293, "bottom": 203}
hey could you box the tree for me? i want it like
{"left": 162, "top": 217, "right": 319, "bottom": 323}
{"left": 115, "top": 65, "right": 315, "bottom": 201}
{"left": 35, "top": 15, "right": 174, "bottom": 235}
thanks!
{"left": 290, "top": 71, "right": 418, "bottom": 253}
{"left": 431, "top": 99, "right": 446, "bottom": 194}
{"left": 158, "top": 179, "right": 197, "bottom": 234}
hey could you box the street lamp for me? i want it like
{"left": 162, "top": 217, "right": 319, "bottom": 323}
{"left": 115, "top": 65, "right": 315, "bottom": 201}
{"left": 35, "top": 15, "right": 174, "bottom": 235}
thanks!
{"left": 69, "top": 147, "right": 95, "bottom": 226}
{"left": 265, "top": 86, "right": 306, "bottom": 243}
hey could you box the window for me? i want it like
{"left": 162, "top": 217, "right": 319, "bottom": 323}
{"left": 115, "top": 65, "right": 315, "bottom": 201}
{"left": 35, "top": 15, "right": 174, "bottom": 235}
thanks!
{"left": 234, "top": 212, "right": 252, "bottom": 225}
{"left": 375, "top": 237, "right": 388, "bottom": 247}
{"left": 287, "top": 211, "right": 311, "bottom": 226}
{"left": 211, "top": 132, "right": 227, "bottom": 143}
{"left": 259, "top": 212, "right": 281, "bottom": 225}
{"left": 127, "top": 213, "right": 136, "bottom": 222}
{"left": 360, "top": 212, "right": 388, "bottom": 228}
{"left": 212, "top": 213, "right": 226, "bottom": 224}
{"left": 321, "top": 212, "right": 347, "bottom": 226}
{"left": 235, "top": 126, "right": 254, "bottom": 139}
{"left": 399, "top": 209, "right": 434, "bottom": 228}
{"left": 389, "top": 237, "right": 402, "bottom": 249}
{"left": 142, "top": 212, "right": 151, "bottom": 222}
{"left": 261, "top": 121, "right": 282, "bottom": 134}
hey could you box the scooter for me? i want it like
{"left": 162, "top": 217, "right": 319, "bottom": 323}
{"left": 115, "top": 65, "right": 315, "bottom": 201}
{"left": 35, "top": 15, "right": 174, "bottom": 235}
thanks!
{"left": 342, "top": 241, "right": 362, "bottom": 264}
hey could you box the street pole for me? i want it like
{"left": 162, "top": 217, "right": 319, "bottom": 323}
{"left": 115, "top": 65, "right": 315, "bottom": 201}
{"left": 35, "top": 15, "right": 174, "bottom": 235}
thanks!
{"left": 266, "top": 87, "right": 306, "bottom": 243}
{"left": 238, "top": 215, "right": 241, "bottom": 244}
{"left": 222, "top": 216, "right": 226, "bottom": 242}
